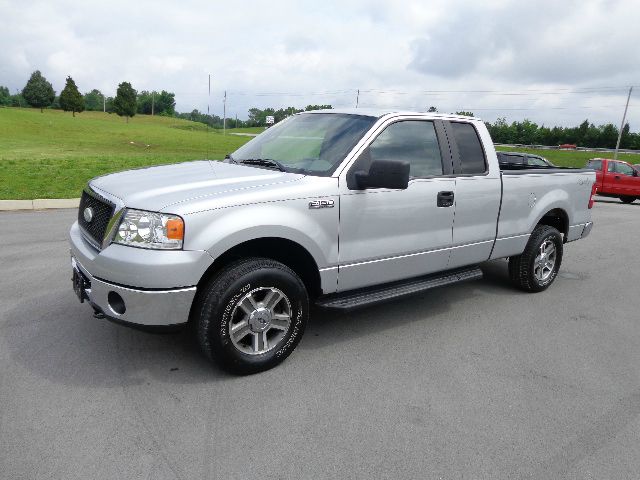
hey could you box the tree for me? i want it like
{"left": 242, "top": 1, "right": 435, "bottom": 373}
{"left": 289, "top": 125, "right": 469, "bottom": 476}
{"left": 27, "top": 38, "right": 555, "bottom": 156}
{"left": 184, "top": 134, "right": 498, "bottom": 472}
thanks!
{"left": 600, "top": 123, "right": 618, "bottom": 148}
{"left": 136, "top": 90, "right": 175, "bottom": 115}
{"left": 136, "top": 90, "right": 154, "bottom": 114}
{"left": 305, "top": 104, "right": 332, "bottom": 111}
{"left": 59, "top": 76, "right": 85, "bottom": 116}
{"left": 22, "top": 70, "right": 55, "bottom": 112}
{"left": 455, "top": 111, "right": 474, "bottom": 117}
{"left": 620, "top": 122, "right": 632, "bottom": 149}
{"left": 0, "top": 86, "right": 10, "bottom": 106}
{"left": 156, "top": 90, "right": 175, "bottom": 115}
{"left": 84, "top": 89, "right": 104, "bottom": 111}
{"left": 427, "top": 106, "right": 437, "bottom": 112}
{"left": 113, "top": 81, "right": 137, "bottom": 122}
{"left": 104, "top": 96, "right": 115, "bottom": 113}
{"left": 10, "top": 93, "right": 25, "bottom": 107}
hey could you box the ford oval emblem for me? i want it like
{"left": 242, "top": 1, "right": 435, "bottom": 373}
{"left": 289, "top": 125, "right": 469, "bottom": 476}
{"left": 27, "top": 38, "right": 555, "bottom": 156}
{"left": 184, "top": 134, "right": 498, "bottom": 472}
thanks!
{"left": 83, "top": 207, "right": 94, "bottom": 223}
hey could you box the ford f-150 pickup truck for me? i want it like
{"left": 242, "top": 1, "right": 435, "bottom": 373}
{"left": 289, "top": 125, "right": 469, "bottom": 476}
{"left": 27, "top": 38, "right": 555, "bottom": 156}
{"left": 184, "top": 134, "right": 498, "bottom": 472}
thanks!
{"left": 586, "top": 157, "right": 640, "bottom": 203}
{"left": 69, "top": 109, "right": 596, "bottom": 373}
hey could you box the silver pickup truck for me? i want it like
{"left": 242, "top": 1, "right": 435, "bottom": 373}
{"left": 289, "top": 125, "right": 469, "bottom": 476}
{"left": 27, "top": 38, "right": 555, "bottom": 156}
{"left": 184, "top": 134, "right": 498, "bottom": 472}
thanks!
{"left": 69, "top": 109, "right": 595, "bottom": 373}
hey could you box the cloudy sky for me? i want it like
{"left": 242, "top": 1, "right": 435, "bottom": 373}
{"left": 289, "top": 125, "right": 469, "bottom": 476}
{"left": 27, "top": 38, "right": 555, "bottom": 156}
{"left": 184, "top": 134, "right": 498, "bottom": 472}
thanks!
{"left": 2, "top": 0, "right": 639, "bottom": 127}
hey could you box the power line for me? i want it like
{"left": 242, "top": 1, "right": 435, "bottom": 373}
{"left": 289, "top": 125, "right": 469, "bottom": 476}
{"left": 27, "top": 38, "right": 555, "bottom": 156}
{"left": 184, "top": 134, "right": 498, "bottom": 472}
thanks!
{"left": 213, "top": 85, "right": 640, "bottom": 98}
{"left": 357, "top": 103, "right": 635, "bottom": 111}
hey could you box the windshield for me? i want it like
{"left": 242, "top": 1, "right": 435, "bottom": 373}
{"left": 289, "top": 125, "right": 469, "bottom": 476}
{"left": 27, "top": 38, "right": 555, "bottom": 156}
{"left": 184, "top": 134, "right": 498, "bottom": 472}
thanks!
{"left": 230, "top": 113, "right": 377, "bottom": 176}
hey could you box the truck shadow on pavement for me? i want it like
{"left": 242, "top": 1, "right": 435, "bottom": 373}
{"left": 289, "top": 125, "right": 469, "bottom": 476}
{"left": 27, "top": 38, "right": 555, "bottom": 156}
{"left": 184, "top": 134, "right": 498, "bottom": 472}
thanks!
{"left": 4, "top": 260, "right": 520, "bottom": 386}
{"left": 300, "top": 260, "right": 517, "bottom": 351}
{"left": 2, "top": 287, "right": 229, "bottom": 386}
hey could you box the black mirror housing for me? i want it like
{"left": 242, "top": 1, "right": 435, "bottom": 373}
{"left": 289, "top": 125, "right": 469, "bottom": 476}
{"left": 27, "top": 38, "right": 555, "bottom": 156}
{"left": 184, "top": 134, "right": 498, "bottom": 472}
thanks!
{"left": 355, "top": 159, "right": 410, "bottom": 190}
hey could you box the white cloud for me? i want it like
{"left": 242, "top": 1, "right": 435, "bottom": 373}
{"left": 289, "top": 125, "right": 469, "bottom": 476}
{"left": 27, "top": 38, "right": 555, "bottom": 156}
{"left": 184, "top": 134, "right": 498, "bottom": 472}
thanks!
{"left": 1, "top": 0, "right": 638, "bottom": 127}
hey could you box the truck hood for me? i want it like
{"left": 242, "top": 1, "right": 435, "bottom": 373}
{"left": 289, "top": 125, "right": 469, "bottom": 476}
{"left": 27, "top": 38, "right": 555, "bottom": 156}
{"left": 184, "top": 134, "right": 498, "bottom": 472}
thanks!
{"left": 89, "top": 160, "right": 305, "bottom": 212}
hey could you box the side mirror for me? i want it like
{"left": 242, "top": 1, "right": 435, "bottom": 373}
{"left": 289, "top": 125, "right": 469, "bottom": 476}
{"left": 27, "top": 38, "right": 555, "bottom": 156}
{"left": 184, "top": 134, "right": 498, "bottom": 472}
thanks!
{"left": 634, "top": 169, "right": 639, "bottom": 177}
{"left": 355, "top": 159, "right": 410, "bottom": 190}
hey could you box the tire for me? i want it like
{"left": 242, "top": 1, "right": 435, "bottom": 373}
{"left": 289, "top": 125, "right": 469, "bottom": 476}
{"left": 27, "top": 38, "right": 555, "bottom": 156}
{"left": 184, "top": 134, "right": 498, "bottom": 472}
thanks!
{"left": 619, "top": 196, "right": 636, "bottom": 204}
{"left": 508, "top": 225, "right": 563, "bottom": 293}
{"left": 195, "top": 258, "right": 308, "bottom": 374}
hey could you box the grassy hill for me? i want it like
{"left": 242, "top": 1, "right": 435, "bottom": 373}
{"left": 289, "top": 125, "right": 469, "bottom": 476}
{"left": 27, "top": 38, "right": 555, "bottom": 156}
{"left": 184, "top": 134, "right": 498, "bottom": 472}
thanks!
{"left": 0, "top": 108, "right": 251, "bottom": 199}
{"left": 2, "top": 107, "right": 640, "bottom": 199}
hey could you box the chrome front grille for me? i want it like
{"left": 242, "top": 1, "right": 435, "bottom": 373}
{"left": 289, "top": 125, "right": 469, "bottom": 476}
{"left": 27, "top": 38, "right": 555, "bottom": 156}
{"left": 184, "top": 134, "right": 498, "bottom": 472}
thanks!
{"left": 78, "top": 189, "right": 115, "bottom": 248}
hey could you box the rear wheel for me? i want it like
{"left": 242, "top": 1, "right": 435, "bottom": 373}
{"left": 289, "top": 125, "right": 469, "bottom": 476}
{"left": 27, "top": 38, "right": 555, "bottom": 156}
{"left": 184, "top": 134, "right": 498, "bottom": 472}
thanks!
{"left": 509, "top": 225, "right": 563, "bottom": 292}
{"left": 620, "top": 196, "right": 636, "bottom": 204}
{"left": 195, "top": 258, "right": 308, "bottom": 374}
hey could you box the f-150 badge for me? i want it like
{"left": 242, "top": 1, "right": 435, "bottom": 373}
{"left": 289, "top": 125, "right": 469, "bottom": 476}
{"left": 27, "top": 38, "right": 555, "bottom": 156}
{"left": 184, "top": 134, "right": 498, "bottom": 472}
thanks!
{"left": 309, "top": 199, "right": 335, "bottom": 209}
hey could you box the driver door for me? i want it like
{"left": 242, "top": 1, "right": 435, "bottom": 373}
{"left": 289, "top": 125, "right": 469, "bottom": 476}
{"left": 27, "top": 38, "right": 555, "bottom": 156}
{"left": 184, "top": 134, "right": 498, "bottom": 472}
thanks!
{"left": 610, "top": 161, "right": 640, "bottom": 196}
{"left": 337, "top": 119, "right": 456, "bottom": 292}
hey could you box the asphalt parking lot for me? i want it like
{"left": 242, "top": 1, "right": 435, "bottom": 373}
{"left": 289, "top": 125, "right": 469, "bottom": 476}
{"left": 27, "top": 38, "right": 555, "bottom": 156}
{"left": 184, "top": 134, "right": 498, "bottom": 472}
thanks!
{"left": 1, "top": 199, "right": 639, "bottom": 479}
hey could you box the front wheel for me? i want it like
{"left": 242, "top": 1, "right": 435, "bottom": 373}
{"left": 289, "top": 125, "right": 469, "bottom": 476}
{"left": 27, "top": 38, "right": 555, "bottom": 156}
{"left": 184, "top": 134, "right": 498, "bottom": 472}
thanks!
{"left": 195, "top": 258, "right": 309, "bottom": 374}
{"left": 620, "top": 196, "right": 636, "bottom": 204}
{"left": 508, "top": 225, "right": 563, "bottom": 292}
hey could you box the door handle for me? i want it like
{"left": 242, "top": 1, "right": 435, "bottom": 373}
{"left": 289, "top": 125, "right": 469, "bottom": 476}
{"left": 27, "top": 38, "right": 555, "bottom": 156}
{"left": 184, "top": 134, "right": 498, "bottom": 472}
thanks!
{"left": 437, "top": 191, "right": 455, "bottom": 207}
{"left": 614, "top": 175, "right": 621, "bottom": 180}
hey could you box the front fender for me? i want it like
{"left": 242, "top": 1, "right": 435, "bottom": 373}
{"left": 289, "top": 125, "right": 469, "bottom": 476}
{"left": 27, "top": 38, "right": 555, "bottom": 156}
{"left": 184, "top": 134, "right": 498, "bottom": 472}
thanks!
{"left": 184, "top": 200, "right": 339, "bottom": 270}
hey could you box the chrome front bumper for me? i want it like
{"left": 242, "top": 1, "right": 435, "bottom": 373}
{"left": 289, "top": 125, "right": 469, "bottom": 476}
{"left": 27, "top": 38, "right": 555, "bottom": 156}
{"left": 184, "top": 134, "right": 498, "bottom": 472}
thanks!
{"left": 68, "top": 221, "right": 212, "bottom": 327}
{"left": 72, "top": 256, "right": 196, "bottom": 326}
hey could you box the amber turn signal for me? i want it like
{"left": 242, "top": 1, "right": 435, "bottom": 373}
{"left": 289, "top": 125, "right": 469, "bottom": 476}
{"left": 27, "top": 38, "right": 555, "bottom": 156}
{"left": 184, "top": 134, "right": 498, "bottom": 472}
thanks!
{"left": 166, "top": 218, "right": 184, "bottom": 240}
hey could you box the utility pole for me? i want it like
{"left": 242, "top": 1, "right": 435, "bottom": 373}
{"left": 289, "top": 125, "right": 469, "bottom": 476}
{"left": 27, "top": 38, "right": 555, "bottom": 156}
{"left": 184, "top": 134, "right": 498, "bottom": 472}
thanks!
{"left": 614, "top": 86, "right": 633, "bottom": 160}
{"left": 356, "top": 89, "right": 359, "bottom": 108}
{"left": 235, "top": 113, "right": 238, "bottom": 129}
{"left": 223, "top": 90, "right": 227, "bottom": 135}
{"left": 207, "top": 74, "right": 211, "bottom": 159}
{"left": 103, "top": 93, "right": 105, "bottom": 113}
{"left": 151, "top": 91, "right": 155, "bottom": 116}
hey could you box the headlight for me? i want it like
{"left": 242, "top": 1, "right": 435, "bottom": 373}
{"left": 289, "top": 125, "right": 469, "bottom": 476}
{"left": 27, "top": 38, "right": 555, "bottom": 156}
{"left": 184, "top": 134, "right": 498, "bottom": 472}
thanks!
{"left": 113, "top": 209, "right": 184, "bottom": 250}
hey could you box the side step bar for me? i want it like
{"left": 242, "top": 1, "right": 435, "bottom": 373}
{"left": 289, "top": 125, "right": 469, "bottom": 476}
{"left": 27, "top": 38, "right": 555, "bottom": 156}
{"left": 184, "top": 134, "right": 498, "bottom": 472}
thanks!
{"left": 315, "top": 266, "right": 483, "bottom": 311}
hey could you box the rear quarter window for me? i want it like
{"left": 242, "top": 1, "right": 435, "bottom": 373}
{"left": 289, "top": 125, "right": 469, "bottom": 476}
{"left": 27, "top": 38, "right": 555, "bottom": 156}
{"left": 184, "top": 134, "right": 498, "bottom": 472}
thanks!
{"left": 450, "top": 122, "right": 487, "bottom": 174}
{"left": 587, "top": 160, "right": 603, "bottom": 171}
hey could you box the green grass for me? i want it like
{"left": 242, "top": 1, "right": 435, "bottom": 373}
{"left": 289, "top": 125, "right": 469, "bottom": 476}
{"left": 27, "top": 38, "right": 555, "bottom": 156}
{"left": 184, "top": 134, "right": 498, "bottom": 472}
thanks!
{"left": 495, "top": 146, "right": 640, "bottom": 168}
{"left": 0, "top": 108, "right": 252, "bottom": 199}
{"left": 3, "top": 107, "right": 640, "bottom": 199}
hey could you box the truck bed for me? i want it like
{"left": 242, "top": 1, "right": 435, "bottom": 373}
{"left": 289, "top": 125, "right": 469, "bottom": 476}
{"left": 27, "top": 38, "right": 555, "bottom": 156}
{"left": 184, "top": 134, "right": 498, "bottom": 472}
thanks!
{"left": 490, "top": 166, "right": 595, "bottom": 260}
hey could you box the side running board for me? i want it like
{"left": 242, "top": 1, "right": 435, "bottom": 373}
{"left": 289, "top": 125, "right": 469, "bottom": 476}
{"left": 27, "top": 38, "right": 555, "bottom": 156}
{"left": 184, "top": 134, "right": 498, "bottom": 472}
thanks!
{"left": 316, "top": 266, "right": 483, "bottom": 311}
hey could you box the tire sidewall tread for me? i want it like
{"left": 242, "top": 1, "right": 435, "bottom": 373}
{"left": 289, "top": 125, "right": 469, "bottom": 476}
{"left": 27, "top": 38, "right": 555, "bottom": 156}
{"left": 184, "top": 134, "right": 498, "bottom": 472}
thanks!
{"left": 195, "top": 258, "right": 308, "bottom": 374}
{"left": 509, "top": 225, "right": 563, "bottom": 293}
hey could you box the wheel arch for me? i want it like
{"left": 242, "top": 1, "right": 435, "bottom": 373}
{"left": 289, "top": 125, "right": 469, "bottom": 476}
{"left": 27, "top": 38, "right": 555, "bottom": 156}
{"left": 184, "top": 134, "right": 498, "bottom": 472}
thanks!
{"left": 198, "top": 237, "right": 323, "bottom": 299}
{"left": 536, "top": 208, "right": 569, "bottom": 241}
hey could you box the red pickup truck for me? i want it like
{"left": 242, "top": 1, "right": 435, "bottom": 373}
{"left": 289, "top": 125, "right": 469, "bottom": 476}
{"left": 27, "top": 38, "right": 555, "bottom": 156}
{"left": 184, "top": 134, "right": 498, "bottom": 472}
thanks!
{"left": 587, "top": 158, "right": 640, "bottom": 204}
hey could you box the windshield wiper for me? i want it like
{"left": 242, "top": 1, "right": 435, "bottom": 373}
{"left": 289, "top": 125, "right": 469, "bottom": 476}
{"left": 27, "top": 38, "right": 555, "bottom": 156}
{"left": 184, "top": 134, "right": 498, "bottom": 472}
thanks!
{"left": 239, "top": 158, "right": 286, "bottom": 172}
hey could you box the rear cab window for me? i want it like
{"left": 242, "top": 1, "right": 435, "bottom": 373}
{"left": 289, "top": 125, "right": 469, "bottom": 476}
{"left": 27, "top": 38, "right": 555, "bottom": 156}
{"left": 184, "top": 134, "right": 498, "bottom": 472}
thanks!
{"left": 587, "top": 159, "right": 603, "bottom": 171}
{"left": 449, "top": 122, "right": 487, "bottom": 175}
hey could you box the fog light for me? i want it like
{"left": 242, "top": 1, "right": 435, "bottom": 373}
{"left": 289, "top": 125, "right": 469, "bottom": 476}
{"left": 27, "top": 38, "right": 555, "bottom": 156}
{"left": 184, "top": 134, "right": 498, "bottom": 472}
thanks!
{"left": 108, "top": 291, "right": 126, "bottom": 315}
